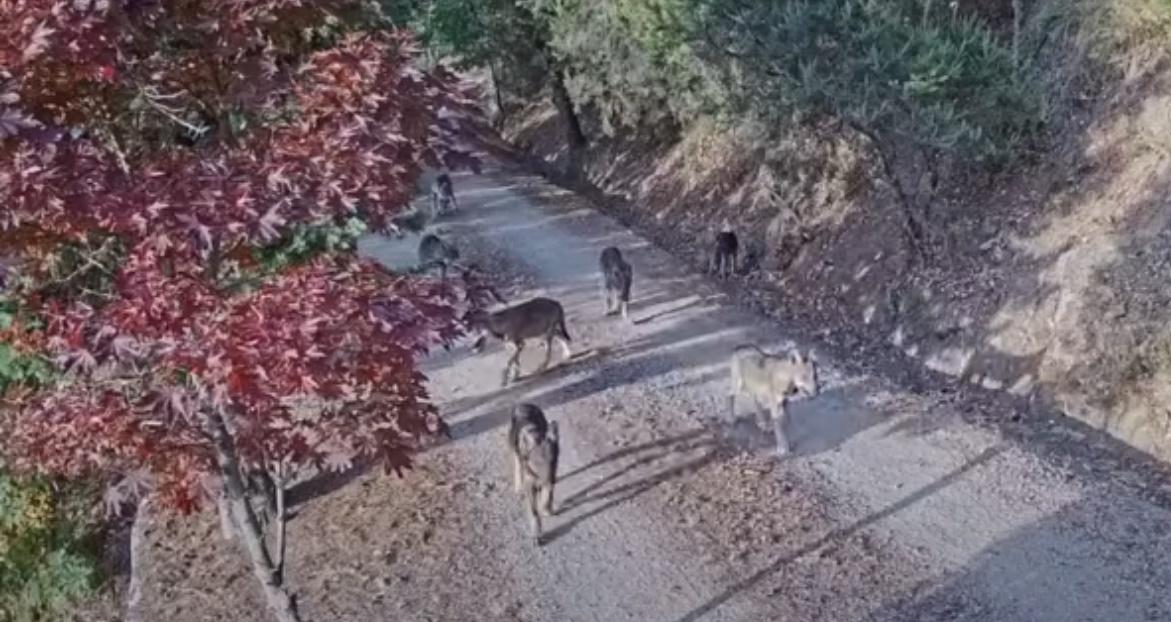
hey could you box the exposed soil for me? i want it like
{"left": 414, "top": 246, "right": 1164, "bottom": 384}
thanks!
{"left": 102, "top": 164, "right": 1171, "bottom": 621}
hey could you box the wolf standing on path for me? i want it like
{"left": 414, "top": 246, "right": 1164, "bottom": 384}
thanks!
{"left": 468, "top": 297, "right": 573, "bottom": 386}
{"left": 417, "top": 232, "right": 460, "bottom": 280}
{"left": 431, "top": 172, "right": 458, "bottom": 215}
{"left": 599, "top": 246, "right": 633, "bottom": 320}
{"left": 507, "top": 403, "right": 560, "bottom": 545}
{"left": 712, "top": 224, "right": 738, "bottom": 278}
{"left": 727, "top": 345, "right": 819, "bottom": 456}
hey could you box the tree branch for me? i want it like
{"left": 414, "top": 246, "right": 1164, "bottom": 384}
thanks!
{"left": 273, "top": 460, "right": 288, "bottom": 584}
{"left": 844, "top": 118, "right": 928, "bottom": 262}
{"left": 207, "top": 409, "right": 302, "bottom": 622}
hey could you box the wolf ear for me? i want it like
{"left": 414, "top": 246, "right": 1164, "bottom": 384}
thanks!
{"left": 789, "top": 349, "right": 804, "bottom": 365}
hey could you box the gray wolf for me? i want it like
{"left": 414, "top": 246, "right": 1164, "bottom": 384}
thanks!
{"left": 727, "top": 345, "right": 819, "bottom": 455}
{"left": 599, "top": 246, "right": 633, "bottom": 320}
{"left": 507, "top": 403, "right": 560, "bottom": 545}
{"left": 468, "top": 297, "right": 572, "bottom": 386}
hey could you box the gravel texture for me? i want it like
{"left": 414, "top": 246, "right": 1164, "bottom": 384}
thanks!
{"left": 120, "top": 164, "right": 1171, "bottom": 622}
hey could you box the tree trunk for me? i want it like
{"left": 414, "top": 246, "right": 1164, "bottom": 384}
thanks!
{"left": 1012, "top": 0, "right": 1023, "bottom": 70}
{"left": 218, "top": 494, "right": 235, "bottom": 541}
{"left": 125, "top": 497, "right": 150, "bottom": 622}
{"left": 519, "top": 5, "right": 587, "bottom": 171}
{"left": 549, "top": 68, "right": 587, "bottom": 150}
{"left": 208, "top": 411, "right": 302, "bottom": 622}
{"left": 273, "top": 462, "right": 288, "bottom": 583}
{"left": 845, "top": 119, "right": 930, "bottom": 263}
{"left": 489, "top": 60, "right": 506, "bottom": 129}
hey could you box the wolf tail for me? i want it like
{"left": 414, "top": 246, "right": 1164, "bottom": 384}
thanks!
{"left": 557, "top": 313, "right": 572, "bottom": 343}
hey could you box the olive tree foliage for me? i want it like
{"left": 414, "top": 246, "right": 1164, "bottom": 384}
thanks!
{"left": 403, "top": 0, "right": 1047, "bottom": 165}
{"left": 685, "top": 0, "right": 1046, "bottom": 257}
{"left": 694, "top": 0, "right": 1043, "bottom": 164}
{"left": 524, "top": 0, "right": 723, "bottom": 134}
{"left": 390, "top": 0, "right": 715, "bottom": 137}
{"left": 383, "top": 0, "right": 553, "bottom": 120}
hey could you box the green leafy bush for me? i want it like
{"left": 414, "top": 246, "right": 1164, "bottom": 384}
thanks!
{"left": 694, "top": 0, "right": 1044, "bottom": 163}
{"left": 253, "top": 217, "right": 369, "bottom": 274}
{"left": 509, "top": 0, "right": 1043, "bottom": 164}
{"left": 0, "top": 299, "right": 51, "bottom": 397}
{"left": 2, "top": 298, "right": 99, "bottom": 621}
{"left": 0, "top": 344, "right": 52, "bottom": 398}
{"left": 0, "top": 472, "right": 101, "bottom": 622}
{"left": 528, "top": 0, "right": 721, "bottom": 132}
{"left": 217, "top": 217, "right": 371, "bottom": 295}
{"left": 384, "top": 0, "right": 550, "bottom": 101}
{"left": 401, "top": 0, "right": 1171, "bottom": 170}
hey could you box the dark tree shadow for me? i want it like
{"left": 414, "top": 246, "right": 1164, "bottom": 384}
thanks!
{"left": 542, "top": 444, "right": 732, "bottom": 547}
{"left": 631, "top": 295, "right": 711, "bottom": 325}
{"left": 674, "top": 445, "right": 1005, "bottom": 622}
{"left": 867, "top": 496, "right": 1171, "bottom": 622}
{"left": 440, "top": 311, "right": 761, "bottom": 442}
{"left": 285, "top": 463, "right": 372, "bottom": 509}
{"left": 785, "top": 383, "right": 889, "bottom": 457}
{"left": 560, "top": 428, "right": 711, "bottom": 480}
{"left": 560, "top": 437, "right": 720, "bottom": 509}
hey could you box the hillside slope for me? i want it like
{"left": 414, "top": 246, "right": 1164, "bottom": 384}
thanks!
{"left": 499, "top": 5, "right": 1171, "bottom": 463}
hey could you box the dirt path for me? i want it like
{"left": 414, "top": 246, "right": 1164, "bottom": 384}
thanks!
{"left": 362, "top": 165, "right": 1171, "bottom": 621}
{"left": 125, "top": 163, "right": 1171, "bottom": 622}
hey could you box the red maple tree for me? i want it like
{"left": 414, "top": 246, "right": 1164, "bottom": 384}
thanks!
{"left": 0, "top": 2, "right": 488, "bottom": 619}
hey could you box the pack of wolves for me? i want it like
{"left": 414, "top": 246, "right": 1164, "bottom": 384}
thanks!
{"left": 424, "top": 173, "right": 822, "bottom": 545}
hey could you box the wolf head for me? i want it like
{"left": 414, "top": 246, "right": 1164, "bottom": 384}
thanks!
{"left": 463, "top": 309, "right": 492, "bottom": 353}
{"left": 788, "top": 349, "right": 819, "bottom": 398}
{"left": 518, "top": 420, "right": 552, "bottom": 455}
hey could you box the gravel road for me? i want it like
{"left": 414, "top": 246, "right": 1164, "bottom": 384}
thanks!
{"left": 126, "top": 163, "right": 1171, "bottom": 622}
{"left": 359, "top": 165, "right": 1171, "bottom": 622}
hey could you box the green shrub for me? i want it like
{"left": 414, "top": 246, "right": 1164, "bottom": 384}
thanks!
{"left": 252, "top": 217, "right": 369, "bottom": 274}
{"left": 516, "top": 0, "right": 1043, "bottom": 165}
{"left": 0, "top": 344, "right": 52, "bottom": 398}
{"left": 404, "top": 0, "right": 1171, "bottom": 171}
{"left": 0, "top": 292, "right": 52, "bottom": 399}
{"left": 2, "top": 299, "right": 100, "bottom": 621}
{"left": 383, "top": 0, "right": 550, "bottom": 100}
{"left": 0, "top": 472, "right": 102, "bottom": 622}
{"left": 530, "top": 0, "right": 724, "bottom": 132}
{"left": 693, "top": 0, "right": 1044, "bottom": 164}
